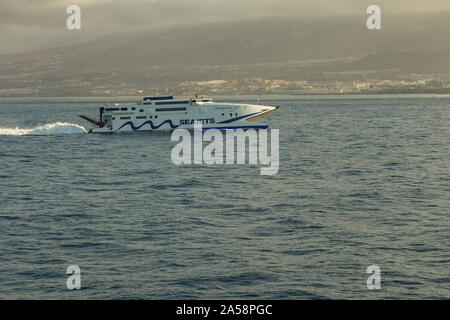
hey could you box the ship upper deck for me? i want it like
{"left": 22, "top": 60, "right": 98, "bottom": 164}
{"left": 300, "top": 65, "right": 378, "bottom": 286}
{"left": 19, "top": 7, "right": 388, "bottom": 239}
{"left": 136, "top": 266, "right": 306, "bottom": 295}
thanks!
{"left": 102, "top": 96, "right": 214, "bottom": 114}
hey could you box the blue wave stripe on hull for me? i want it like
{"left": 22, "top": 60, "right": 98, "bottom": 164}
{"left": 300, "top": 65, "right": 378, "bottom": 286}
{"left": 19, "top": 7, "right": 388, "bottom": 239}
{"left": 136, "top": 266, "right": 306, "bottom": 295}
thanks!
{"left": 116, "top": 120, "right": 268, "bottom": 132}
{"left": 116, "top": 120, "right": 180, "bottom": 131}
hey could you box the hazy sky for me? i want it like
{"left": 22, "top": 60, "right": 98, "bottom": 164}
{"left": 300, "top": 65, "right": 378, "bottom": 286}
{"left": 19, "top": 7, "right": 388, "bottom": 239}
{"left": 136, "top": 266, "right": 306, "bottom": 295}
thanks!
{"left": 1, "top": 0, "right": 449, "bottom": 54}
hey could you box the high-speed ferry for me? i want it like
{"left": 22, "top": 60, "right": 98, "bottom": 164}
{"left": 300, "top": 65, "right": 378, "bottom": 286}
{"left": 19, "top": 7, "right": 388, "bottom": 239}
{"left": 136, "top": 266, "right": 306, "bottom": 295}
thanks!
{"left": 79, "top": 96, "right": 279, "bottom": 133}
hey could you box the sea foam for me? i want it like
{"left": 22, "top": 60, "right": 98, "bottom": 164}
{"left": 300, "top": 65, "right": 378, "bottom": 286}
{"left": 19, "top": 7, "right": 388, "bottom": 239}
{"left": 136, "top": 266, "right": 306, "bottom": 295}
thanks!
{"left": 0, "top": 122, "right": 87, "bottom": 136}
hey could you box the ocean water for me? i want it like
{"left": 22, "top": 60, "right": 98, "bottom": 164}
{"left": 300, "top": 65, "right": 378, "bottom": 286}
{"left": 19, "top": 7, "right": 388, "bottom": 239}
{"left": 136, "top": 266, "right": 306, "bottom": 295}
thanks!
{"left": 0, "top": 95, "right": 449, "bottom": 299}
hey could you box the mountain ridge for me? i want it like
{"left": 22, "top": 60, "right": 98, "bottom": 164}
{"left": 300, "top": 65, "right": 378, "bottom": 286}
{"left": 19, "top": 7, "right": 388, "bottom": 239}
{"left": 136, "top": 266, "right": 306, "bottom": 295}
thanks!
{"left": 1, "top": 13, "right": 449, "bottom": 95}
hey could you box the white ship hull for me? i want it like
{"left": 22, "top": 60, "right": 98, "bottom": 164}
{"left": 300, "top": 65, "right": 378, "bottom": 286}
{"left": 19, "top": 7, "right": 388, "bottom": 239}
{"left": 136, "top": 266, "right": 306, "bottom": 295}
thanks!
{"left": 81, "top": 96, "right": 278, "bottom": 133}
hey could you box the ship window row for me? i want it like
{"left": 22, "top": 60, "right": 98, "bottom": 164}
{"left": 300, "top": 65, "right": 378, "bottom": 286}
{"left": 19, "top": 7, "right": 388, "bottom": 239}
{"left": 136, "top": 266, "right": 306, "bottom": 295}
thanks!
{"left": 106, "top": 107, "right": 137, "bottom": 111}
{"left": 155, "top": 107, "right": 187, "bottom": 112}
{"left": 116, "top": 115, "right": 158, "bottom": 120}
{"left": 106, "top": 106, "right": 186, "bottom": 112}
{"left": 154, "top": 101, "right": 189, "bottom": 105}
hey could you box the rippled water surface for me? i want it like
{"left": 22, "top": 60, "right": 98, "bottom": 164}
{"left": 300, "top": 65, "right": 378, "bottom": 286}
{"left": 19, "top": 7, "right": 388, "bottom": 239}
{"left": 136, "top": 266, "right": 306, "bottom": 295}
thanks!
{"left": 0, "top": 95, "right": 449, "bottom": 299}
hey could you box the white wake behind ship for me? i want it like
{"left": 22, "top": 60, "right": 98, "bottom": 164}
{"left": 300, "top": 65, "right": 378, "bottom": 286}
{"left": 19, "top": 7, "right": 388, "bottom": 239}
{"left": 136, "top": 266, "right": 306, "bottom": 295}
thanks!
{"left": 79, "top": 96, "right": 278, "bottom": 133}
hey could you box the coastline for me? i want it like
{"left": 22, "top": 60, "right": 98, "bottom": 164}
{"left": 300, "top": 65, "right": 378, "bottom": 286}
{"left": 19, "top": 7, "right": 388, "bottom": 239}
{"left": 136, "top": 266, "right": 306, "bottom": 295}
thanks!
{"left": 0, "top": 92, "right": 449, "bottom": 102}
